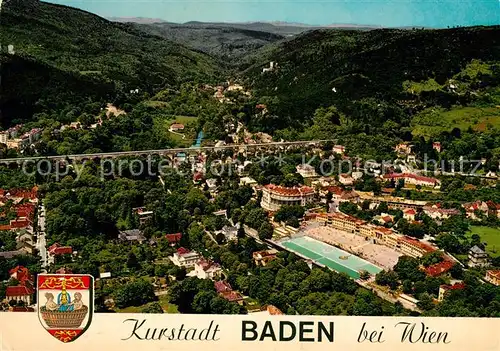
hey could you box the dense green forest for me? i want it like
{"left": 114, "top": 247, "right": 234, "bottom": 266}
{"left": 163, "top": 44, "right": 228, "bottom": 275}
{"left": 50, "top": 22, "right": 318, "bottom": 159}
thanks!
{"left": 0, "top": 0, "right": 221, "bottom": 125}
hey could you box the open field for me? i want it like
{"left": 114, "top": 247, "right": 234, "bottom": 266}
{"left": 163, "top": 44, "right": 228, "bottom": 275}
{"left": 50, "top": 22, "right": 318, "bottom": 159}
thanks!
{"left": 467, "top": 226, "right": 500, "bottom": 257}
{"left": 412, "top": 106, "right": 500, "bottom": 138}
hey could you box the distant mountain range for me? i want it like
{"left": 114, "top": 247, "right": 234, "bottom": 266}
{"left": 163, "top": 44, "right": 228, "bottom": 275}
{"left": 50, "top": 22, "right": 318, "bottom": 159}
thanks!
{"left": 107, "top": 18, "right": 384, "bottom": 35}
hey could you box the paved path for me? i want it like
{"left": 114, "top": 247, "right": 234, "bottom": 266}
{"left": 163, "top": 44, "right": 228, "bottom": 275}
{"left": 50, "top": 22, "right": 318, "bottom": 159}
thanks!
{"left": 36, "top": 203, "right": 48, "bottom": 270}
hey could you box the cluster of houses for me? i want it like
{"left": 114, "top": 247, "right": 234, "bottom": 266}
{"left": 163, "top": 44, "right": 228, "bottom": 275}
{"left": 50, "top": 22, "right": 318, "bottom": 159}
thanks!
{"left": 0, "top": 187, "right": 39, "bottom": 258}
{"left": 2, "top": 266, "right": 35, "bottom": 309}
{"left": 0, "top": 125, "right": 43, "bottom": 150}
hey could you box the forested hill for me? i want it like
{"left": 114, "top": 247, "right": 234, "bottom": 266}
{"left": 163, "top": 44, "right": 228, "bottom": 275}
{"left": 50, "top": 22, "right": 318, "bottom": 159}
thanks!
{"left": 135, "top": 22, "right": 285, "bottom": 60}
{"left": 0, "top": 0, "right": 221, "bottom": 126}
{"left": 242, "top": 26, "right": 500, "bottom": 132}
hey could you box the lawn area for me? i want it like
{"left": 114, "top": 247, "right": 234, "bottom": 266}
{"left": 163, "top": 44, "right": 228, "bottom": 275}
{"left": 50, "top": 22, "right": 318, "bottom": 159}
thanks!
{"left": 412, "top": 106, "right": 500, "bottom": 138}
{"left": 467, "top": 226, "right": 500, "bottom": 257}
{"left": 114, "top": 295, "right": 179, "bottom": 313}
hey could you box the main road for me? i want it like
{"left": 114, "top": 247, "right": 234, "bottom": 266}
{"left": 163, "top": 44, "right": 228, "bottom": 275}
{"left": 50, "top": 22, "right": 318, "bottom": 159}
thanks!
{"left": 36, "top": 203, "right": 48, "bottom": 270}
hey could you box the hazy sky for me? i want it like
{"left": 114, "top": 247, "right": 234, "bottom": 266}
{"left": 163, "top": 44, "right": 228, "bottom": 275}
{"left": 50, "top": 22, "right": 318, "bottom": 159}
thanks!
{"left": 47, "top": 0, "right": 500, "bottom": 28}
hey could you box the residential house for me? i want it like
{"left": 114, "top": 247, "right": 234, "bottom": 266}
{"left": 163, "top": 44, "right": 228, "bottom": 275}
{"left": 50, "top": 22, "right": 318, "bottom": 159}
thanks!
{"left": 165, "top": 233, "right": 182, "bottom": 246}
{"left": 383, "top": 173, "right": 440, "bottom": 188}
{"left": 118, "top": 229, "right": 146, "bottom": 243}
{"left": 0, "top": 132, "right": 7, "bottom": 144}
{"left": 206, "top": 178, "right": 218, "bottom": 191}
{"left": 169, "top": 248, "right": 201, "bottom": 268}
{"left": 239, "top": 176, "right": 257, "bottom": 187}
{"left": 438, "top": 282, "right": 465, "bottom": 301}
{"left": 462, "top": 201, "right": 489, "bottom": 220}
{"left": 332, "top": 145, "right": 346, "bottom": 155}
{"left": 219, "top": 225, "right": 239, "bottom": 242}
{"left": 193, "top": 259, "right": 222, "bottom": 280}
{"left": 468, "top": 245, "right": 489, "bottom": 267}
{"left": 395, "top": 143, "right": 413, "bottom": 155}
{"left": 425, "top": 258, "right": 455, "bottom": 277}
{"left": 132, "top": 207, "right": 154, "bottom": 226}
{"left": 253, "top": 249, "right": 278, "bottom": 266}
{"left": 433, "top": 142, "right": 442, "bottom": 153}
{"left": 48, "top": 243, "right": 73, "bottom": 264}
{"left": 403, "top": 208, "right": 417, "bottom": 221}
{"left": 485, "top": 270, "right": 500, "bottom": 286}
{"left": 5, "top": 266, "right": 34, "bottom": 305}
{"left": 296, "top": 164, "right": 317, "bottom": 178}
{"left": 339, "top": 174, "right": 354, "bottom": 186}
{"left": 169, "top": 123, "right": 185, "bottom": 132}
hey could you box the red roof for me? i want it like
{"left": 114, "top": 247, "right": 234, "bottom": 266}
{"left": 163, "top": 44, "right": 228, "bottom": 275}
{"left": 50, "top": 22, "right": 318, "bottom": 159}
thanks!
{"left": 326, "top": 186, "right": 343, "bottom": 196}
{"left": 165, "top": 233, "right": 182, "bottom": 243}
{"left": 48, "top": 243, "right": 73, "bottom": 255}
{"left": 170, "top": 123, "right": 185, "bottom": 129}
{"left": 197, "top": 258, "right": 220, "bottom": 271}
{"left": 383, "top": 173, "right": 439, "bottom": 185}
{"left": 0, "top": 224, "right": 11, "bottom": 231}
{"left": 220, "top": 290, "right": 243, "bottom": 302}
{"left": 9, "top": 266, "right": 33, "bottom": 284}
{"left": 425, "top": 259, "right": 455, "bottom": 277}
{"left": 214, "top": 280, "right": 232, "bottom": 293}
{"left": 264, "top": 184, "right": 314, "bottom": 197}
{"left": 256, "top": 104, "right": 267, "bottom": 109}
{"left": 177, "top": 247, "right": 190, "bottom": 255}
{"left": 400, "top": 236, "right": 436, "bottom": 253}
{"left": 6, "top": 285, "right": 33, "bottom": 296}
{"left": 404, "top": 208, "right": 416, "bottom": 215}
{"left": 9, "top": 219, "right": 30, "bottom": 229}
{"left": 440, "top": 282, "right": 465, "bottom": 291}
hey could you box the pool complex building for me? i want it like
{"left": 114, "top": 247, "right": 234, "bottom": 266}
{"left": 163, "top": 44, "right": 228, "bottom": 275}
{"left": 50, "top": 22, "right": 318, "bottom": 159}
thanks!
{"left": 280, "top": 235, "right": 382, "bottom": 279}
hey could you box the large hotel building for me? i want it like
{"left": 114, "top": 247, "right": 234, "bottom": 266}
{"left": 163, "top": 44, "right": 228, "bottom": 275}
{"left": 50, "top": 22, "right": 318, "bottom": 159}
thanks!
{"left": 314, "top": 212, "right": 436, "bottom": 258}
{"left": 261, "top": 184, "right": 315, "bottom": 211}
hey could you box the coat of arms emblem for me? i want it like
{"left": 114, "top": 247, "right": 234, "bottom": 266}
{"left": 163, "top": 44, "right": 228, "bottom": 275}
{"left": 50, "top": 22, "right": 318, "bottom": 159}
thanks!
{"left": 37, "top": 274, "right": 94, "bottom": 343}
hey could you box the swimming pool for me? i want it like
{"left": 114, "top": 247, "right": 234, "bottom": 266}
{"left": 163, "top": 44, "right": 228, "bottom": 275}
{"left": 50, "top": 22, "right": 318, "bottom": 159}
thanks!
{"left": 280, "top": 236, "right": 382, "bottom": 279}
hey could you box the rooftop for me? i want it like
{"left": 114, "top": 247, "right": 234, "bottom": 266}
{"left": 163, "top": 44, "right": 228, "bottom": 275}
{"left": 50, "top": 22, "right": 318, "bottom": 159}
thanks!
{"left": 264, "top": 184, "right": 314, "bottom": 197}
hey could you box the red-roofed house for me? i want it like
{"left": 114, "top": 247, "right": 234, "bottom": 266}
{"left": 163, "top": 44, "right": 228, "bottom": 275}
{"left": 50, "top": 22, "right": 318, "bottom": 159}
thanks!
{"left": 9, "top": 266, "right": 33, "bottom": 284}
{"left": 220, "top": 290, "right": 244, "bottom": 305}
{"left": 485, "top": 270, "right": 500, "bottom": 286}
{"left": 214, "top": 281, "right": 233, "bottom": 293}
{"left": 438, "top": 282, "right": 465, "bottom": 301}
{"left": 6, "top": 266, "right": 34, "bottom": 305}
{"left": 433, "top": 142, "right": 442, "bottom": 153}
{"left": 5, "top": 286, "right": 34, "bottom": 305}
{"left": 403, "top": 208, "right": 417, "bottom": 221}
{"left": 48, "top": 243, "right": 73, "bottom": 256}
{"left": 193, "top": 259, "right": 222, "bottom": 280}
{"left": 425, "top": 258, "right": 455, "bottom": 277}
{"left": 169, "top": 123, "right": 185, "bottom": 132}
{"left": 165, "top": 233, "right": 182, "bottom": 246}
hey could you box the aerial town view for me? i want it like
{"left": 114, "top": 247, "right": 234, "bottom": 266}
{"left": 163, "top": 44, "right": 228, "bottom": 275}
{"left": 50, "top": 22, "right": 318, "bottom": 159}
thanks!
{"left": 0, "top": 0, "right": 499, "bottom": 319}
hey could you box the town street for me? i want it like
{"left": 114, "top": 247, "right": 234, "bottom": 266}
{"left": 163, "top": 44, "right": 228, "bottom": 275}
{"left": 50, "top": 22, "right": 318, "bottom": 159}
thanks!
{"left": 36, "top": 203, "right": 48, "bottom": 270}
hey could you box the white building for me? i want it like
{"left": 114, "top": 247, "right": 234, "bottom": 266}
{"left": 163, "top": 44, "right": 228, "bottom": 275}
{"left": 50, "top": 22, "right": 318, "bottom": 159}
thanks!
{"left": 296, "top": 164, "right": 317, "bottom": 178}
{"left": 261, "top": 184, "right": 315, "bottom": 211}
{"left": 193, "top": 259, "right": 222, "bottom": 280}
{"left": 169, "top": 248, "right": 201, "bottom": 268}
{"left": 0, "top": 132, "right": 8, "bottom": 144}
{"left": 339, "top": 174, "right": 354, "bottom": 186}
